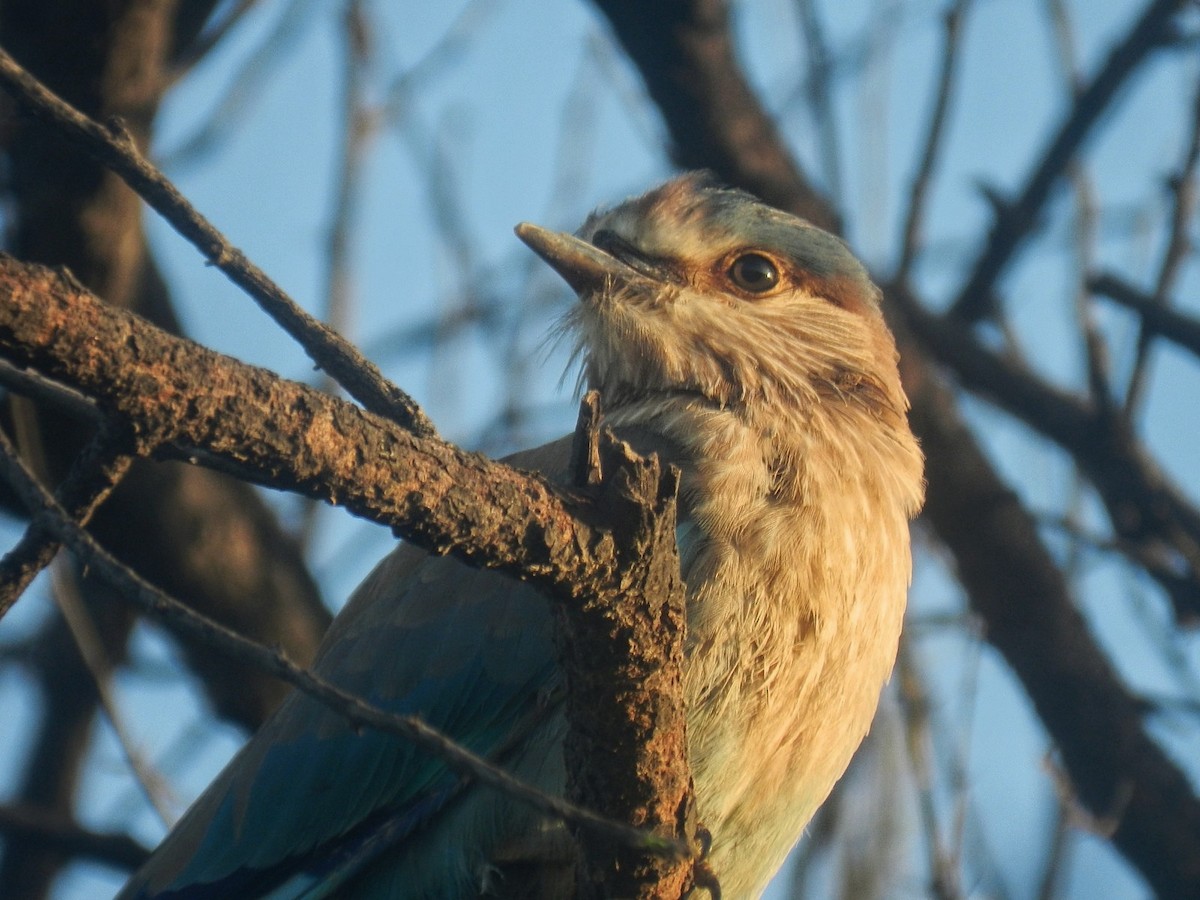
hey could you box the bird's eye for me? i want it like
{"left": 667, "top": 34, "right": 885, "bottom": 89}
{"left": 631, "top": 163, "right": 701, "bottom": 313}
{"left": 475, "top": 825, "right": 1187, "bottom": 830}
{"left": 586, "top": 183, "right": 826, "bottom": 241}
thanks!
{"left": 728, "top": 253, "right": 780, "bottom": 294}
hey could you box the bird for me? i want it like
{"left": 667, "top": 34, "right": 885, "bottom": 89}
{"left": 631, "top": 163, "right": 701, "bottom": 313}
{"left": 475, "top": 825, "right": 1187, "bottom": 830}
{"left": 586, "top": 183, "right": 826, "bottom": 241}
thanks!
{"left": 119, "top": 172, "right": 925, "bottom": 899}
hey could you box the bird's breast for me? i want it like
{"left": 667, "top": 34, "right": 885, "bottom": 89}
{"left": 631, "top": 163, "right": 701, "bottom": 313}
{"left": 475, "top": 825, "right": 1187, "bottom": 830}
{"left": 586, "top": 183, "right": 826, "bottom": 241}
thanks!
{"left": 660, "top": 406, "right": 915, "bottom": 898}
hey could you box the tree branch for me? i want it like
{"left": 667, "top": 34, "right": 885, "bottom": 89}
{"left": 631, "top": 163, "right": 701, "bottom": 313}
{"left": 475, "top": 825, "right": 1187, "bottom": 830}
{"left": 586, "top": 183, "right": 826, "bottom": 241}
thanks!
{"left": 593, "top": 0, "right": 839, "bottom": 232}
{"left": 0, "top": 422, "right": 133, "bottom": 619}
{"left": 897, "top": 0, "right": 971, "bottom": 280}
{"left": 0, "top": 46, "right": 435, "bottom": 438}
{"left": 948, "top": 0, "right": 1188, "bottom": 321}
{"left": 896, "top": 332, "right": 1200, "bottom": 896}
{"left": 0, "top": 255, "right": 600, "bottom": 595}
{"left": 0, "top": 804, "right": 150, "bottom": 872}
{"left": 892, "top": 285, "right": 1200, "bottom": 621}
{"left": 1090, "top": 274, "right": 1200, "bottom": 360}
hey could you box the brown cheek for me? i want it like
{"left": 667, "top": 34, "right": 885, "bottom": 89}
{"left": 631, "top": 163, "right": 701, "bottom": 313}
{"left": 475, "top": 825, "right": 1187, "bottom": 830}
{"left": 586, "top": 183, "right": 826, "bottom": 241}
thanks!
{"left": 801, "top": 274, "right": 872, "bottom": 315}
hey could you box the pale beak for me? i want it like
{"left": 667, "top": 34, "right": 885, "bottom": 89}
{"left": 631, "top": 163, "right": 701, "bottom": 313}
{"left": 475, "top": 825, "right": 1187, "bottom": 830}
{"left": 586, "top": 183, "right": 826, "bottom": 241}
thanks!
{"left": 515, "top": 223, "right": 655, "bottom": 297}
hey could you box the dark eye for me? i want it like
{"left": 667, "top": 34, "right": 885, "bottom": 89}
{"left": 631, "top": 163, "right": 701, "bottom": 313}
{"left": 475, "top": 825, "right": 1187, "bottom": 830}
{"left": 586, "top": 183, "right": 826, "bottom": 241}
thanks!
{"left": 728, "top": 253, "right": 780, "bottom": 293}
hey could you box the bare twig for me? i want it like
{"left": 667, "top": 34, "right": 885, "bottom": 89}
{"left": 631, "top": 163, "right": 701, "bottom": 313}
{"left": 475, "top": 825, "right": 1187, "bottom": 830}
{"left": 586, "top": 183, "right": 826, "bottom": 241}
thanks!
{"left": 896, "top": 645, "right": 963, "bottom": 900}
{"left": 167, "top": 0, "right": 261, "bottom": 82}
{"left": 1089, "top": 271, "right": 1200, "bottom": 359}
{"left": 0, "top": 47, "right": 436, "bottom": 438}
{"left": 0, "top": 422, "right": 133, "bottom": 620}
{"left": 1034, "top": 792, "right": 1074, "bottom": 900}
{"left": 379, "top": 0, "right": 503, "bottom": 122}
{"left": 0, "top": 804, "right": 150, "bottom": 872}
{"left": 1046, "top": 0, "right": 1119, "bottom": 419}
{"left": 297, "top": 0, "right": 374, "bottom": 551}
{"left": 1070, "top": 172, "right": 1117, "bottom": 412}
{"left": 797, "top": 0, "right": 844, "bottom": 212}
{"left": 50, "top": 565, "right": 176, "bottom": 826}
{"left": 321, "top": 0, "right": 371, "bottom": 356}
{"left": 949, "top": 0, "right": 1187, "bottom": 320}
{"left": 0, "top": 360, "right": 102, "bottom": 424}
{"left": 1124, "top": 71, "right": 1200, "bottom": 413}
{"left": 161, "top": 0, "right": 316, "bottom": 162}
{"left": 897, "top": 0, "right": 970, "bottom": 280}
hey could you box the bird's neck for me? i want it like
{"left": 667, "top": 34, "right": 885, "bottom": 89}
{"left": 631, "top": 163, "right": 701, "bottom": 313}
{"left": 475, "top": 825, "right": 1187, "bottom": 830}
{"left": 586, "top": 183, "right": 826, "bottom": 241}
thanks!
{"left": 605, "top": 392, "right": 922, "bottom": 649}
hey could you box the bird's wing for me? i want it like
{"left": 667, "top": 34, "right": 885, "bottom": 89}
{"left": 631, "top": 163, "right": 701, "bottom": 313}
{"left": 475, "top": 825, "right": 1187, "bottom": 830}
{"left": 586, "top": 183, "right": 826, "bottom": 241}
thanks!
{"left": 125, "top": 543, "right": 562, "bottom": 899}
{"left": 121, "top": 428, "right": 683, "bottom": 899}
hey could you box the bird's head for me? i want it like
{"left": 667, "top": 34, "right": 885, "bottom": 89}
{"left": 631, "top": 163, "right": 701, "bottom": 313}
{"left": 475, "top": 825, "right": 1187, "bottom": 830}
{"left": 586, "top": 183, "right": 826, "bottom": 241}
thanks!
{"left": 517, "top": 172, "right": 909, "bottom": 432}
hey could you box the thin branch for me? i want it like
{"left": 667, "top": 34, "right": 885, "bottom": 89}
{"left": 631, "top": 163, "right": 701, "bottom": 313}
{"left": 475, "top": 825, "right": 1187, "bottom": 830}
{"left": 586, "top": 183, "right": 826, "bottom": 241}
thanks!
{"left": 897, "top": 644, "right": 963, "bottom": 900}
{"left": 1089, "top": 271, "right": 1200, "bottom": 359}
{"left": 0, "top": 427, "right": 688, "bottom": 864}
{"left": 1068, "top": 168, "right": 1117, "bottom": 415}
{"left": 50, "top": 565, "right": 176, "bottom": 826}
{"left": 797, "top": 0, "right": 844, "bottom": 212}
{"left": 949, "top": 0, "right": 1187, "bottom": 320}
{"left": 167, "top": 0, "right": 261, "bottom": 82}
{"left": 897, "top": 0, "right": 971, "bottom": 280}
{"left": 160, "top": 0, "right": 316, "bottom": 164}
{"left": 0, "top": 423, "right": 134, "bottom": 620}
{"left": 321, "top": 0, "right": 371, "bottom": 356}
{"left": 0, "top": 47, "right": 436, "bottom": 438}
{"left": 0, "top": 804, "right": 149, "bottom": 872}
{"left": 1046, "top": 0, "right": 1120, "bottom": 421}
{"left": 379, "top": 0, "right": 503, "bottom": 123}
{"left": 0, "top": 360, "right": 102, "bottom": 424}
{"left": 297, "top": 0, "right": 374, "bottom": 551}
{"left": 1124, "top": 70, "right": 1200, "bottom": 413}
{"left": 1034, "top": 789, "right": 1074, "bottom": 900}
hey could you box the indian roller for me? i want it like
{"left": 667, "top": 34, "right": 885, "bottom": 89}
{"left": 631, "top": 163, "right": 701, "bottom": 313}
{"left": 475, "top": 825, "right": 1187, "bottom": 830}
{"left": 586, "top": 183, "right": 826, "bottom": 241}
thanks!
{"left": 119, "top": 172, "right": 925, "bottom": 898}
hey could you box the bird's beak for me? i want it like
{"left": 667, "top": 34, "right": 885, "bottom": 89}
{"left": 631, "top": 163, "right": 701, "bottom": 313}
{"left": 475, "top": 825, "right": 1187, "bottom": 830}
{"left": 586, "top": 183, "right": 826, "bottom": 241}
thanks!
{"left": 515, "top": 222, "right": 649, "bottom": 297}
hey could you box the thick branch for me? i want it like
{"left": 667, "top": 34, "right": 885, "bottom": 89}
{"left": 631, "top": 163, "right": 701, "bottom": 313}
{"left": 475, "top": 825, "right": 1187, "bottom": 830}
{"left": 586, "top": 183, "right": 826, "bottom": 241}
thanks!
{"left": 0, "top": 255, "right": 609, "bottom": 600}
{"left": 560, "top": 395, "right": 697, "bottom": 898}
{"left": 594, "top": 0, "right": 838, "bottom": 232}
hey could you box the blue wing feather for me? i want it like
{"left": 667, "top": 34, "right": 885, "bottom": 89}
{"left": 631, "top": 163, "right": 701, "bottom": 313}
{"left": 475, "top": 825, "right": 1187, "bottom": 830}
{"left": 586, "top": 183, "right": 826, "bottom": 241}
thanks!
{"left": 121, "top": 546, "right": 562, "bottom": 898}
